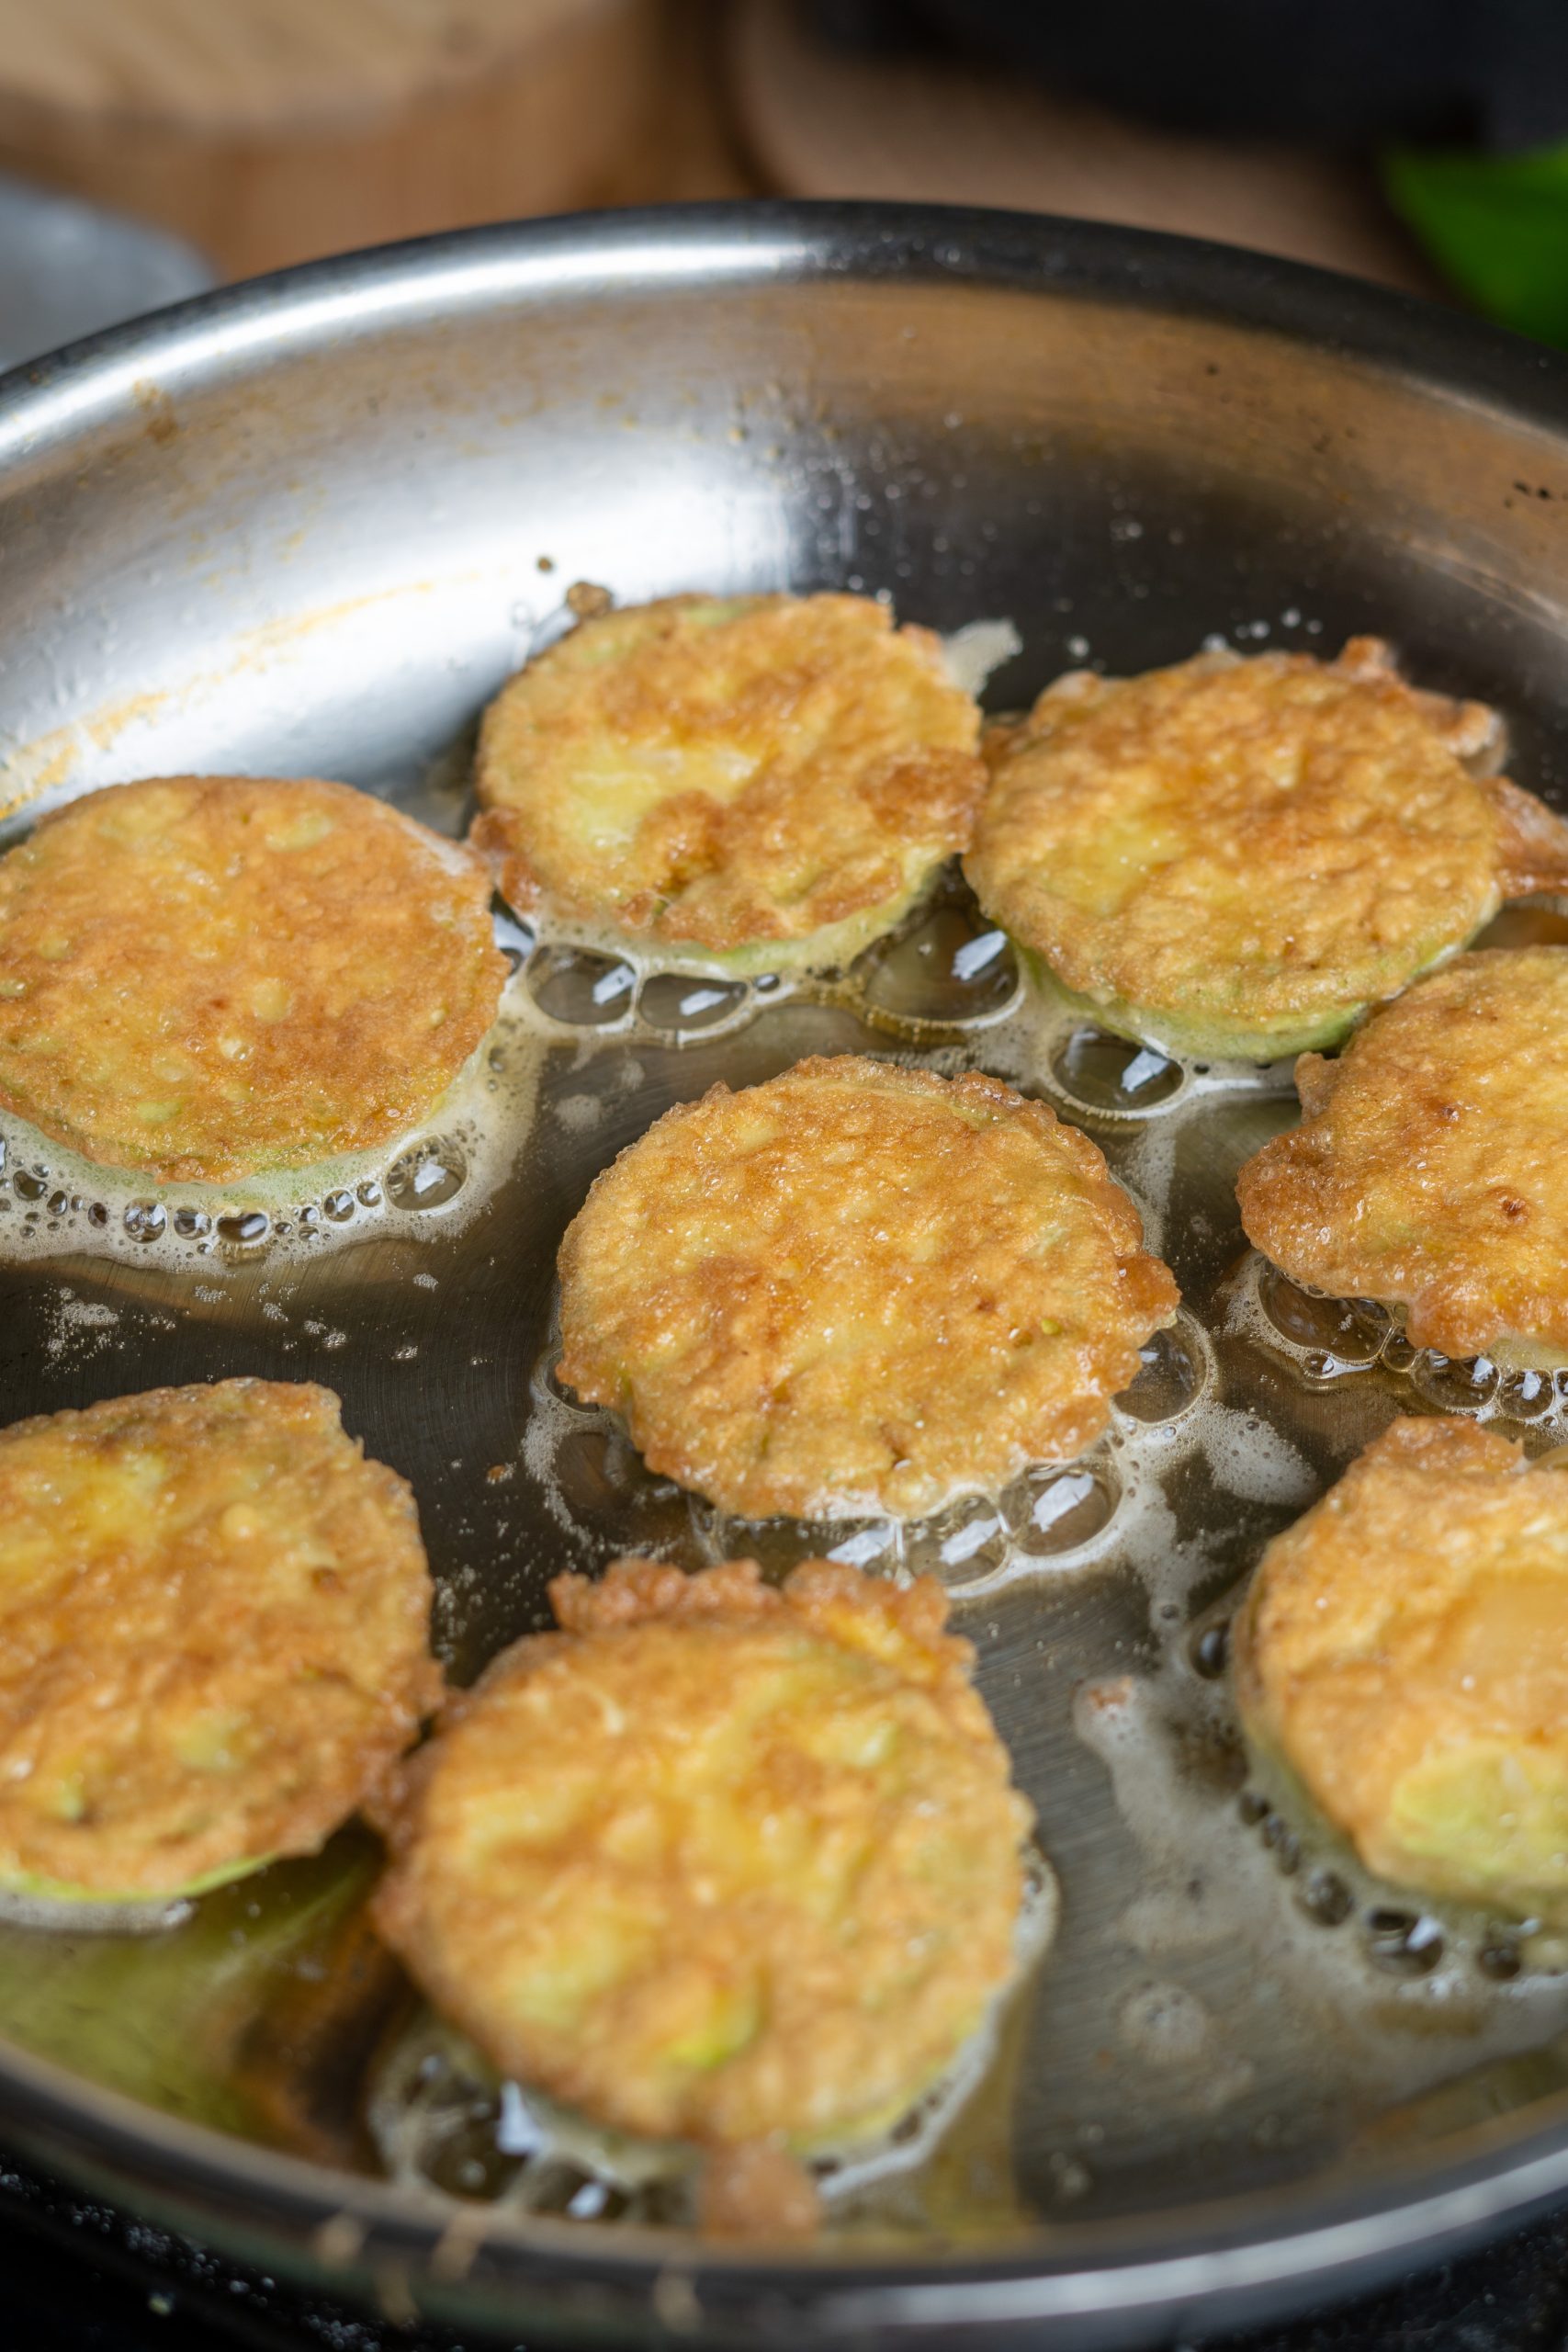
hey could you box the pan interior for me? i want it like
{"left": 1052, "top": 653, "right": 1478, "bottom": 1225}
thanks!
{"left": 3, "top": 219, "right": 1568, "bottom": 2266}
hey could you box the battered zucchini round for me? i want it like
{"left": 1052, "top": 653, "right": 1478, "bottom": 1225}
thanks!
{"left": 0, "top": 1379, "right": 439, "bottom": 1905}
{"left": 471, "top": 593, "right": 986, "bottom": 974}
{"left": 0, "top": 775, "right": 506, "bottom": 1182}
{"left": 1238, "top": 947, "right": 1568, "bottom": 1369}
{"left": 1235, "top": 1415, "right": 1568, "bottom": 1925}
{"left": 966, "top": 639, "right": 1568, "bottom": 1062}
{"left": 373, "top": 1555, "right": 1036, "bottom": 2151}
{"left": 556, "top": 1055, "right": 1179, "bottom": 1519}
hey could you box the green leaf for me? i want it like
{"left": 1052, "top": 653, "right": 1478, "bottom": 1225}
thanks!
{"left": 1384, "top": 142, "right": 1568, "bottom": 348}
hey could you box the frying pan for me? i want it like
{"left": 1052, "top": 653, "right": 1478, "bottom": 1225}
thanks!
{"left": 2, "top": 202, "right": 1568, "bottom": 2349}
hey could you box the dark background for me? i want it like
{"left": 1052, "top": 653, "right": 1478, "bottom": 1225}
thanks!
{"left": 7, "top": 2148, "right": 1568, "bottom": 2352}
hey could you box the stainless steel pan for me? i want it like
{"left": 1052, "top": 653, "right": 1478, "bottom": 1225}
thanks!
{"left": 4, "top": 202, "right": 1568, "bottom": 2349}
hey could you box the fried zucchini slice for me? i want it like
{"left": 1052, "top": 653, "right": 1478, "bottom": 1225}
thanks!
{"left": 1238, "top": 945, "right": 1568, "bottom": 1369}
{"left": 471, "top": 594, "right": 986, "bottom": 974}
{"left": 0, "top": 775, "right": 505, "bottom": 1182}
{"left": 373, "top": 1555, "right": 1037, "bottom": 2151}
{"left": 1235, "top": 1415, "right": 1568, "bottom": 1925}
{"left": 0, "top": 1379, "right": 438, "bottom": 1907}
{"left": 556, "top": 1054, "right": 1178, "bottom": 1520}
{"left": 966, "top": 639, "right": 1568, "bottom": 1061}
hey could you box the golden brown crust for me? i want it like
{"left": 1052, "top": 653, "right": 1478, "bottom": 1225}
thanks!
{"left": 0, "top": 1379, "right": 439, "bottom": 1896}
{"left": 555, "top": 1055, "right": 1179, "bottom": 1519}
{"left": 964, "top": 641, "right": 1540, "bottom": 1057}
{"left": 546, "top": 1554, "right": 990, "bottom": 1725}
{"left": 373, "top": 1555, "right": 1032, "bottom": 2149}
{"left": 471, "top": 594, "right": 985, "bottom": 961}
{"left": 1234, "top": 1416, "right": 1568, "bottom": 1921}
{"left": 0, "top": 775, "right": 506, "bottom": 1182}
{"left": 1237, "top": 946, "right": 1568, "bottom": 1362}
{"left": 1342, "top": 636, "right": 1505, "bottom": 770}
{"left": 1485, "top": 775, "right": 1568, "bottom": 898}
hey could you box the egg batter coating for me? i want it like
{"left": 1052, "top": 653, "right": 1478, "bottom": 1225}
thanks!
{"left": 965, "top": 638, "right": 1568, "bottom": 1062}
{"left": 0, "top": 775, "right": 506, "bottom": 1182}
{"left": 471, "top": 593, "right": 986, "bottom": 974}
{"left": 1238, "top": 947, "right": 1568, "bottom": 1369}
{"left": 373, "top": 1555, "right": 1036, "bottom": 2150}
{"left": 556, "top": 1055, "right": 1179, "bottom": 1520}
{"left": 1235, "top": 1415, "right": 1568, "bottom": 1924}
{"left": 0, "top": 1379, "right": 439, "bottom": 1904}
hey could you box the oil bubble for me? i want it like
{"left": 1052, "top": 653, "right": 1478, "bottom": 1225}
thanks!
{"left": 1256, "top": 1265, "right": 1386, "bottom": 1364}
{"left": 907, "top": 1494, "right": 1010, "bottom": 1587}
{"left": 1410, "top": 1351, "right": 1500, "bottom": 1414}
{"left": 706, "top": 1516, "right": 900, "bottom": 1575}
{"left": 527, "top": 944, "right": 637, "bottom": 1028}
{"left": 173, "top": 1207, "right": 210, "bottom": 1240}
{"left": 1051, "top": 1027, "right": 1182, "bottom": 1115}
{"left": 388, "top": 1138, "right": 468, "bottom": 1213}
{"left": 355, "top": 1180, "right": 383, "bottom": 1209}
{"left": 637, "top": 974, "right": 752, "bottom": 1041}
{"left": 87, "top": 1202, "right": 109, "bottom": 1228}
{"left": 1365, "top": 1908, "right": 1444, "bottom": 1976}
{"left": 13, "top": 1169, "right": 47, "bottom": 1203}
{"left": 1004, "top": 1461, "right": 1117, "bottom": 1555}
{"left": 323, "top": 1190, "right": 355, "bottom": 1223}
{"left": 218, "top": 1210, "right": 269, "bottom": 1248}
{"left": 818, "top": 1521, "right": 901, "bottom": 1570}
{"left": 123, "top": 1202, "right": 166, "bottom": 1243}
{"left": 859, "top": 907, "right": 1021, "bottom": 1028}
{"left": 1116, "top": 1315, "right": 1208, "bottom": 1423}
{"left": 553, "top": 1426, "right": 643, "bottom": 1515}
{"left": 1381, "top": 1330, "right": 1417, "bottom": 1374}
{"left": 47, "top": 1190, "right": 68, "bottom": 1217}
{"left": 1297, "top": 1871, "right": 1353, "bottom": 1928}
{"left": 1190, "top": 1621, "right": 1230, "bottom": 1679}
{"left": 1498, "top": 1367, "right": 1555, "bottom": 1420}
{"left": 1260, "top": 1813, "right": 1301, "bottom": 1874}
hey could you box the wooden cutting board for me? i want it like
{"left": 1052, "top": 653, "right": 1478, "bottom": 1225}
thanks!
{"left": 730, "top": 0, "right": 1443, "bottom": 298}
{"left": 0, "top": 0, "right": 665, "bottom": 279}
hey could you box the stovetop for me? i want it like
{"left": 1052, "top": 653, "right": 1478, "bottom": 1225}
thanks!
{"left": 5, "top": 2150, "right": 1567, "bottom": 2352}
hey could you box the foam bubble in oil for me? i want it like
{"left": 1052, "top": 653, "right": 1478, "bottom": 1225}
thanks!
{"left": 523, "top": 1291, "right": 1217, "bottom": 1601}
{"left": 1072, "top": 1665, "right": 1568, "bottom": 2154}
{"left": 500, "top": 824, "right": 1322, "bottom": 1091}
{"left": 1070, "top": 1564, "right": 1568, "bottom": 2165}
{"left": 1233, "top": 1251, "right": 1568, "bottom": 1442}
{"left": 512, "top": 861, "right": 1027, "bottom": 1048}
{"left": 976, "top": 970, "right": 1299, "bottom": 1131}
